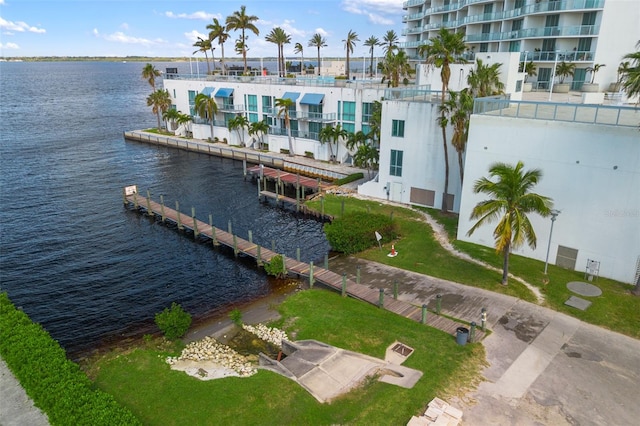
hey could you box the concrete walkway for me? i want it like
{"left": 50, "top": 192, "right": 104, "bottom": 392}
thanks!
{"left": 0, "top": 358, "right": 49, "bottom": 426}
{"left": 329, "top": 257, "right": 640, "bottom": 426}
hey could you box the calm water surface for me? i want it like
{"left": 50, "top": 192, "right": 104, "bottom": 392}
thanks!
{"left": 0, "top": 61, "right": 329, "bottom": 358}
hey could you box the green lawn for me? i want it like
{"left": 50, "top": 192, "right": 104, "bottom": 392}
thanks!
{"left": 88, "top": 290, "right": 484, "bottom": 425}
{"left": 308, "top": 196, "right": 640, "bottom": 339}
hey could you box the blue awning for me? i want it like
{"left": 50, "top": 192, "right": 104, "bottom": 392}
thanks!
{"left": 200, "top": 87, "right": 216, "bottom": 97}
{"left": 215, "top": 88, "right": 234, "bottom": 98}
{"left": 300, "top": 93, "right": 325, "bottom": 105}
{"left": 281, "top": 92, "right": 300, "bottom": 101}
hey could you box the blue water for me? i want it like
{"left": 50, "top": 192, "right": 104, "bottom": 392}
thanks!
{"left": 0, "top": 61, "right": 330, "bottom": 359}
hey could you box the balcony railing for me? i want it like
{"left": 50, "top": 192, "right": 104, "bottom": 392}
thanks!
{"left": 219, "top": 104, "right": 245, "bottom": 112}
{"left": 263, "top": 107, "right": 337, "bottom": 122}
{"left": 474, "top": 97, "right": 639, "bottom": 128}
{"left": 403, "top": 0, "right": 426, "bottom": 9}
{"left": 268, "top": 127, "right": 321, "bottom": 141}
{"left": 521, "top": 50, "right": 595, "bottom": 62}
{"left": 465, "top": 25, "right": 599, "bottom": 42}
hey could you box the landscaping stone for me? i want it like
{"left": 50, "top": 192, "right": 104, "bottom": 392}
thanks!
{"left": 564, "top": 296, "right": 592, "bottom": 311}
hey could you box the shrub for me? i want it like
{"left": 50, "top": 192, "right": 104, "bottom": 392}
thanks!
{"left": 154, "top": 302, "right": 192, "bottom": 340}
{"left": 264, "top": 254, "right": 286, "bottom": 278}
{"left": 334, "top": 172, "right": 364, "bottom": 186}
{"left": 280, "top": 148, "right": 290, "bottom": 155}
{"left": 304, "top": 151, "right": 314, "bottom": 159}
{"left": 0, "top": 292, "right": 141, "bottom": 425}
{"left": 229, "top": 308, "right": 243, "bottom": 326}
{"left": 324, "top": 211, "right": 397, "bottom": 254}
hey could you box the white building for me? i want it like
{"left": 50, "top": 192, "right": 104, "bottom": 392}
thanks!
{"left": 457, "top": 98, "right": 640, "bottom": 284}
{"left": 401, "top": 0, "right": 640, "bottom": 92}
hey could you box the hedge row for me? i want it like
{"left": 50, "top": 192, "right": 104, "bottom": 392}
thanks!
{"left": 0, "top": 292, "right": 141, "bottom": 426}
{"left": 334, "top": 172, "right": 364, "bottom": 186}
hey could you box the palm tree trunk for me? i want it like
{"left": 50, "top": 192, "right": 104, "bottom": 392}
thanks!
{"left": 301, "top": 53, "right": 304, "bottom": 74}
{"left": 317, "top": 49, "right": 321, "bottom": 76}
{"left": 286, "top": 125, "right": 294, "bottom": 156}
{"left": 458, "top": 151, "right": 464, "bottom": 185}
{"left": 501, "top": 244, "right": 510, "bottom": 285}
{"left": 210, "top": 122, "right": 215, "bottom": 141}
{"left": 156, "top": 111, "right": 162, "bottom": 131}
{"left": 370, "top": 50, "right": 374, "bottom": 76}
{"left": 346, "top": 50, "right": 350, "bottom": 79}
{"left": 242, "top": 30, "right": 248, "bottom": 74}
{"left": 440, "top": 118, "right": 450, "bottom": 212}
{"left": 221, "top": 44, "right": 226, "bottom": 75}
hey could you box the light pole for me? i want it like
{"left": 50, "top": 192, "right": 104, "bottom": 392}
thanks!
{"left": 548, "top": 50, "right": 559, "bottom": 101}
{"left": 544, "top": 209, "right": 561, "bottom": 274}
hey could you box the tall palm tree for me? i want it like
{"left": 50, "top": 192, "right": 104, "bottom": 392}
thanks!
{"left": 343, "top": 30, "right": 359, "bottom": 80}
{"left": 467, "top": 161, "right": 553, "bottom": 285}
{"left": 265, "top": 27, "right": 291, "bottom": 77}
{"left": 419, "top": 28, "right": 467, "bottom": 212}
{"left": 207, "top": 18, "right": 229, "bottom": 75}
{"left": 368, "top": 100, "right": 382, "bottom": 147}
{"left": 319, "top": 124, "right": 348, "bottom": 163}
{"left": 308, "top": 33, "right": 327, "bottom": 76}
{"left": 194, "top": 93, "right": 218, "bottom": 141}
{"left": 176, "top": 113, "right": 192, "bottom": 137}
{"left": 226, "top": 5, "right": 260, "bottom": 74}
{"left": 146, "top": 89, "right": 171, "bottom": 131}
{"left": 363, "top": 36, "right": 380, "bottom": 76}
{"left": 162, "top": 108, "right": 181, "bottom": 131}
{"left": 622, "top": 40, "right": 640, "bottom": 101}
{"left": 382, "top": 30, "right": 399, "bottom": 55}
{"left": 275, "top": 97, "right": 295, "bottom": 156}
{"left": 294, "top": 42, "right": 304, "bottom": 74}
{"left": 467, "top": 59, "right": 505, "bottom": 98}
{"left": 443, "top": 89, "right": 473, "bottom": 184}
{"left": 193, "top": 37, "right": 212, "bottom": 74}
{"left": 141, "top": 63, "right": 161, "bottom": 91}
{"left": 345, "top": 130, "right": 367, "bottom": 152}
{"left": 248, "top": 120, "right": 269, "bottom": 149}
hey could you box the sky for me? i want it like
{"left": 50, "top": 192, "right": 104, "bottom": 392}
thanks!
{"left": 0, "top": 0, "right": 406, "bottom": 58}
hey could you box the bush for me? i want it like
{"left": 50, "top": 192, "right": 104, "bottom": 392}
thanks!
{"left": 304, "top": 151, "right": 314, "bottom": 159}
{"left": 229, "top": 308, "right": 243, "bottom": 326}
{"left": 154, "top": 302, "right": 192, "bottom": 340}
{"left": 334, "top": 172, "right": 364, "bottom": 186}
{"left": 324, "top": 211, "right": 397, "bottom": 254}
{"left": 0, "top": 292, "right": 141, "bottom": 425}
{"left": 280, "top": 148, "right": 290, "bottom": 155}
{"left": 264, "top": 254, "right": 286, "bottom": 278}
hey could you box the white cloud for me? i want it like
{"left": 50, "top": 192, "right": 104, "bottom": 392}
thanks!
{"left": 0, "top": 42, "right": 19, "bottom": 50}
{"left": 165, "top": 11, "right": 220, "bottom": 21}
{"left": 0, "top": 17, "right": 46, "bottom": 34}
{"left": 0, "top": 1, "right": 6, "bottom": 5}
{"left": 93, "top": 28, "right": 164, "bottom": 46}
{"left": 184, "top": 30, "right": 208, "bottom": 43}
{"left": 341, "top": 0, "right": 403, "bottom": 25}
{"left": 314, "top": 28, "right": 329, "bottom": 37}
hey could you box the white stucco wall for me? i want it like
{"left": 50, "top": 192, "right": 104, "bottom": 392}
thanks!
{"left": 457, "top": 114, "right": 640, "bottom": 284}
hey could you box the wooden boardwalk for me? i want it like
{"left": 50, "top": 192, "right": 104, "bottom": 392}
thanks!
{"left": 247, "top": 165, "right": 334, "bottom": 192}
{"left": 123, "top": 187, "right": 484, "bottom": 342}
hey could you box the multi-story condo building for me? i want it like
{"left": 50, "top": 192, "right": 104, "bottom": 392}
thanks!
{"left": 401, "top": 0, "right": 639, "bottom": 91}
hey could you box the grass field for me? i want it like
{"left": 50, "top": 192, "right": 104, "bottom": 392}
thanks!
{"left": 86, "top": 290, "right": 485, "bottom": 425}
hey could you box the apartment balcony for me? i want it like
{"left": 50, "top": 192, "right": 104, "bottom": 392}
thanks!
{"left": 268, "top": 127, "right": 321, "bottom": 141}
{"left": 524, "top": 0, "right": 604, "bottom": 15}
{"left": 402, "top": 12, "right": 424, "bottom": 22}
{"left": 219, "top": 104, "right": 245, "bottom": 113}
{"left": 521, "top": 50, "right": 595, "bottom": 62}
{"left": 400, "top": 40, "right": 429, "bottom": 49}
{"left": 402, "top": 26, "right": 426, "bottom": 36}
{"left": 263, "top": 107, "right": 337, "bottom": 122}
{"left": 465, "top": 25, "right": 599, "bottom": 42}
{"left": 403, "top": 0, "right": 426, "bottom": 10}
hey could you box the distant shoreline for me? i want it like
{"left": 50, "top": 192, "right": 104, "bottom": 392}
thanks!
{"left": 0, "top": 56, "right": 345, "bottom": 63}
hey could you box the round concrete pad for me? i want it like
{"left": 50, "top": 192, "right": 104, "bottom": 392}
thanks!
{"left": 567, "top": 281, "right": 602, "bottom": 297}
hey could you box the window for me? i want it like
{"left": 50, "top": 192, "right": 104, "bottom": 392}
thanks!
{"left": 483, "top": 4, "right": 493, "bottom": 14}
{"left": 362, "top": 102, "right": 373, "bottom": 123}
{"left": 342, "top": 101, "right": 356, "bottom": 122}
{"left": 541, "top": 38, "right": 556, "bottom": 52}
{"left": 512, "top": 19, "right": 523, "bottom": 32}
{"left": 342, "top": 122, "right": 355, "bottom": 133}
{"left": 481, "top": 23, "right": 491, "bottom": 34}
{"left": 509, "top": 40, "right": 521, "bottom": 52}
{"left": 309, "top": 122, "right": 322, "bottom": 139}
{"left": 545, "top": 15, "right": 559, "bottom": 28}
{"left": 514, "top": 0, "right": 525, "bottom": 9}
{"left": 249, "top": 113, "right": 259, "bottom": 123}
{"left": 582, "top": 12, "right": 596, "bottom": 26}
{"left": 308, "top": 104, "right": 322, "bottom": 120}
{"left": 361, "top": 124, "right": 371, "bottom": 136}
{"left": 479, "top": 43, "right": 488, "bottom": 52}
{"left": 188, "top": 90, "right": 197, "bottom": 116}
{"left": 390, "top": 150, "right": 403, "bottom": 177}
{"left": 392, "top": 120, "right": 405, "bottom": 137}
{"left": 577, "top": 38, "right": 592, "bottom": 53}
{"left": 247, "top": 95, "right": 258, "bottom": 112}
{"left": 262, "top": 95, "right": 272, "bottom": 113}
{"left": 515, "top": 80, "right": 523, "bottom": 92}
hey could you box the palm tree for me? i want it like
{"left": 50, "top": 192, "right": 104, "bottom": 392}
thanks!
{"left": 444, "top": 89, "right": 474, "bottom": 184}
{"left": 382, "top": 30, "right": 399, "bottom": 55}
{"left": 248, "top": 120, "right": 269, "bottom": 149}
{"left": 146, "top": 89, "right": 171, "bottom": 131}
{"left": 380, "top": 50, "right": 412, "bottom": 87}
{"left": 467, "top": 59, "right": 505, "bottom": 98}
{"left": 586, "top": 63, "right": 605, "bottom": 84}
{"left": 524, "top": 61, "right": 537, "bottom": 83}
{"left": 207, "top": 18, "right": 229, "bottom": 75}
{"left": 418, "top": 28, "right": 467, "bottom": 212}
{"left": 142, "top": 63, "right": 161, "bottom": 91}
{"left": 193, "top": 37, "right": 212, "bottom": 74}
{"left": 265, "top": 27, "right": 291, "bottom": 77}
{"left": 622, "top": 40, "right": 640, "bottom": 101}
{"left": 467, "top": 161, "right": 553, "bottom": 285}
{"left": 343, "top": 30, "right": 359, "bottom": 80}
{"left": 345, "top": 130, "right": 367, "bottom": 152}
{"left": 228, "top": 114, "right": 249, "bottom": 146}
{"left": 176, "top": 113, "right": 192, "bottom": 137}
{"left": 308, "top": 33, "right": 327, "bottom": 76}
{"left": 319, "top": 124, "right": 348, "bottom": 163}
{"left": 363, "top": 36, "right": 380, "bottom": 76}
{"left": 226, "top": 5, "right": 260, "bottom": 74}
{"left": 353, "top": 144, "right": 379, "bottom": 177}
{"left": 555, "top": 61, "right": 575, "bottom": 84}
{"left": 368, "top": 100, "right": 382, "bottom": 147}
{"left": 194, "top": 93, "right": 218, "bottom": 141}
{"left": 162, "top": 108, "right": 181, "bottom": 131}
{"left": 294, "top": 42, "right": 304, "bottom": 74}
{"left": 275, "top": 97, "right": 295, "bottom": 156}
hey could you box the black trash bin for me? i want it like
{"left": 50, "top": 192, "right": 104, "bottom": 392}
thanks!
{"left": 456, "top": 327, "right": 469, "bottom": 345}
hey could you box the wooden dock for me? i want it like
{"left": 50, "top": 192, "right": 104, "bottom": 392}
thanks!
{"left": 247, "top": 165, "right": 334, "bottom": 192}
{"left": 123, "top": 186, "right": 484, "bottom": 342}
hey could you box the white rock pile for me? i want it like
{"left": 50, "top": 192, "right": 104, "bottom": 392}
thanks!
{"left": 242, "top": 323, "right": 289, "bottom": 348}
{"left": 166, "top": 336, "right": 257, "bottom": 377}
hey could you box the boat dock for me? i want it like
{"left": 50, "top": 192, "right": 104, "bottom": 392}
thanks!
{"left": 123, "top": 185, "right": 484, "bottom": 342}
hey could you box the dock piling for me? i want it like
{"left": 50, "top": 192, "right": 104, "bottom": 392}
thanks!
{"left": 176, "top": 201, "right": 182, "bottom": 230}
{"left": 192, "top": 207, "right": 198, "bottom": 237}
{"left": 309, "top": 261, "right": 314, "bottom": 288}
{"left": 146, "top": 190, "right": 152, "bottom": 216}
{"left": 160, "top": 195, "right": 166, "bottom": 222}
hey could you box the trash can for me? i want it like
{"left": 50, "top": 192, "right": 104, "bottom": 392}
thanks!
{"left": 456, "top": 327, "right": 469, "bottom": 346}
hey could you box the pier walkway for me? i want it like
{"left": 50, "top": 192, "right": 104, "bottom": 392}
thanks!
{"left": 123, "top": 186, "right": 485, "bottom": 341}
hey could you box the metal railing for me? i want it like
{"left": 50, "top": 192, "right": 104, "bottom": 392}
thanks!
{"left": 521, "top": 50, "right": 595, "bottom": 62}
{"left": 164, "top": 74, "right": 387, "bottom": 90}
{"left": 465, "top": 25, "right": 599, "bottom": 42}
{"left": 263, "top": 107, "right": 337, "bottom": 122}
{"left": 473, "top": 97, "right": 639, "bottom": 128}
{"left": 268, "top": 127, "right": 321, "bottom": 141}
